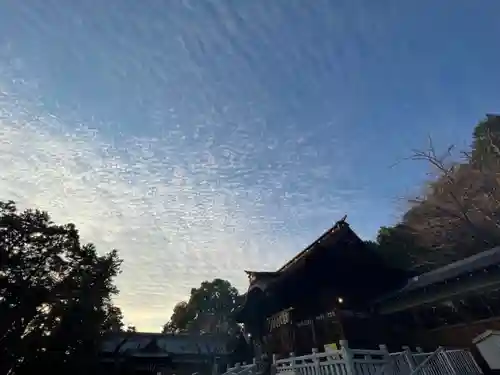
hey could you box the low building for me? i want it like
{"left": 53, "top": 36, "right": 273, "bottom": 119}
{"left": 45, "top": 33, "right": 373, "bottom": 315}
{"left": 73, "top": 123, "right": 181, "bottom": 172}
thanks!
{"left": 375, "top": 246, "right": 500, "bottom": 368}
{"left": 99, "top": 331, "right": 245, "bottom": 375}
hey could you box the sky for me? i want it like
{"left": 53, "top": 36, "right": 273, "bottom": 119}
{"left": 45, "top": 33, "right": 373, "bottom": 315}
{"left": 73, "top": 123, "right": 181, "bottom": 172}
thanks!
{"left": 1, "top": 0, "right": 500, "bottom": 332}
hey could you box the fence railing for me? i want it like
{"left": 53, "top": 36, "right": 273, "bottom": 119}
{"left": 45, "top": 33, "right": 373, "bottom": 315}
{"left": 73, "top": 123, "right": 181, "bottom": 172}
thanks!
{"left": 225, "top": 360, "right": 257, "bottom": 375}
{"left": 273, "top": 344, "right": 390, "bottom": 375}
{"left": 223, "top": 340, "right": 483, "bottom": 375}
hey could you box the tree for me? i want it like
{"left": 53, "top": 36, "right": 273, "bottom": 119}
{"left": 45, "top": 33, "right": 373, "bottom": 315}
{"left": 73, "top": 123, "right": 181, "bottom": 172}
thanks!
{"left": 126, "top": 325, "right": 137, "bottom": 333}
{"left": 383, "top": 115, "right": 500, "bottom": 270}
{"left": 102, "top": 304, "right": 125, "bottom": 333}
{"left": 162, "top": 301, "right": 193, "bottom": 333}
{"left": 162, "top": 279, "right": 243, "bottom": 335}
{"left": 366, "top": 225, "right": 428, "bottom": 272}
{"left": 408, "top": 146, "right": 500, "bottom": 260}
{"left": 471, "top": 114, "right": 500, "bottom": 170}
{"left": 0, "top": 201, "right": 123, "bottom": 375}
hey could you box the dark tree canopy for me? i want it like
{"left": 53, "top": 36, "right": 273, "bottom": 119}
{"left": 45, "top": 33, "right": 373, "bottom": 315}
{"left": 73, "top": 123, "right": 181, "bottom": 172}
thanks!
{"left": 126, "top": 325, "right": 137, "bottom": 333}
{"left": 471, "top": 114, "right": 500, "bottom": 170}
{"left": 375, "top": 114, "right": 500, "bottom": 271}
{"left": 365, "top": 225, "right": 426, "bottom": 272}
{"left": 163, "top": 278, "right": 243, "bottom": 336}
{"left": 0, "top": 201, "right": 124, "bottom": 375}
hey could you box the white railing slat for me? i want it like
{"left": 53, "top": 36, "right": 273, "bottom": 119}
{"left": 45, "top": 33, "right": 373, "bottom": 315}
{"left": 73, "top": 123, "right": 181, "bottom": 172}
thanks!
{"left": 221, "top": 344, "right": 482, "bottom": 375}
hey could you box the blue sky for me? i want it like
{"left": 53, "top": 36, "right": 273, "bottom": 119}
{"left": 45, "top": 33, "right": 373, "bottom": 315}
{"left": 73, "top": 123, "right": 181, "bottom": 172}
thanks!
{"left": 1, "top": 0, "right": 499, "bottom": 331}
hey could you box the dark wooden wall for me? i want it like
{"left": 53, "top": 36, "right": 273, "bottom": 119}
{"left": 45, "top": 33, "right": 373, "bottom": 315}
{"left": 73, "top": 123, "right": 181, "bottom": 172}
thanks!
{"left": 414, "top": 316, "right": 500, "bottom": 348}
{"left": 411, "top": 318, "right": 500, "bottom": 375}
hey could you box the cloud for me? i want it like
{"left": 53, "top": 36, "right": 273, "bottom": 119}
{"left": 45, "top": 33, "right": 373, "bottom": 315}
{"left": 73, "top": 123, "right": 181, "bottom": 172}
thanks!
{"left": 0, "top": 2, "right": 368, "bottom": 330}
{"left": 0, "top": 78, "right": 357, "bottom": 331}
{"left": 0, "top": 122, "right": 264, "bottom": 329}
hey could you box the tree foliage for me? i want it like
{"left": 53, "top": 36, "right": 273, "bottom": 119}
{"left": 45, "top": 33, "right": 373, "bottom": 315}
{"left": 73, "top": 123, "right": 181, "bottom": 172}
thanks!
{"left": 126, "top": 325, "right": 137, "bottom": 333}
{"left": 376, "top": 114, "right": 500, "bottom": 270}
{"left": 366, "top": 225, "right": 427, "bottom": 272}
{"left": 0, "top": 201, "right": 124, "bottom": 375}
{"left": 162, "top": 278, "right": 243, "bottom": 336}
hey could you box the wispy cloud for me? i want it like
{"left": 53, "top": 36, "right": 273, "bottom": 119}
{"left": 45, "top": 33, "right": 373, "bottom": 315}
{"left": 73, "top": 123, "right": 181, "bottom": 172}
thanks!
{"left": 0, "top": 1, "right": 385, "bottom": 332}
{"left": 0, "top": 78, "right": 356, "bottom": 331}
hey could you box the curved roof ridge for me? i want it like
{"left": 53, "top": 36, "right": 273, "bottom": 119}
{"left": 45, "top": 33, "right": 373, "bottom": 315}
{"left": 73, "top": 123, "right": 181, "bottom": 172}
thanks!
{"left": 277, "top": 215, "right": 348, "bottom": 273}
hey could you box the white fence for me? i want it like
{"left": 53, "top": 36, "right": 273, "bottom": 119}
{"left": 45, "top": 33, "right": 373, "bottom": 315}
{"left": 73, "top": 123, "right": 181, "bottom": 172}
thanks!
{"left": 389, "top": 346, "right": 483, "bottom": 375}
{"left": 224, "top": 341, "right": 483, "bottom": 375}
{"left": 225, "top": 361, "right": 257, "bottom": 375}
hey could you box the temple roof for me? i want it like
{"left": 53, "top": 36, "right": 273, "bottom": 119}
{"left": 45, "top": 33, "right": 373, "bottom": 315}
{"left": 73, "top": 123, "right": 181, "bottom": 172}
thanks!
{"left": 381, "top": 246, "right": 500, "bottom": 299}
{"left": 278, "top": 215, "right": 348, "bottom": 273}
{"left": 100, "top": 332, "right": 231, "bottom": 356}
{"left": 235, "top": 216, "right": 401, "bottom": 322}
{"left": 243, "top": 216, "right": 350, "bottom": 291}
{"left": 373, "top": 246, "right": 500, "bottom": 314}
{"left": 244, "top": 271, "right": 279, "bottom": 278}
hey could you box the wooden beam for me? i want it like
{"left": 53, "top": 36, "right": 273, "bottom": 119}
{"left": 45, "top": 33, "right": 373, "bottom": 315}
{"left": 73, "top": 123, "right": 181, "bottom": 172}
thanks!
{"left": 379, "top": 269, "right": 500, "bottom": 314}
{"left": 311, "top": 319, "right": 318, "bottom": 350}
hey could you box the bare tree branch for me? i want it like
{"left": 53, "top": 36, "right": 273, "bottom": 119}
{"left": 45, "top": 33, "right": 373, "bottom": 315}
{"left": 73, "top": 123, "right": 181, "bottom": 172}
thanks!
{"left": 396, "top": 134, "right": 500, "bottom": 264}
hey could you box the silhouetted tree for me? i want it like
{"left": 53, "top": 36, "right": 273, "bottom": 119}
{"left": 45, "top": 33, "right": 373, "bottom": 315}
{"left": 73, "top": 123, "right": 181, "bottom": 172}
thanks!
{"left": 0, "top": 201, "right": 123, "bottom": 375}
{"left": 162, "top": 279, "right": 243, "bottom": 336}
{"left": 365, "top": 225, "right": 427, "bottom": 272}
{"left": 103, "top": 304, "right": 126, "bottom": 332}
{"left": 126, "top": 325, "right": 137, "bottom": 333}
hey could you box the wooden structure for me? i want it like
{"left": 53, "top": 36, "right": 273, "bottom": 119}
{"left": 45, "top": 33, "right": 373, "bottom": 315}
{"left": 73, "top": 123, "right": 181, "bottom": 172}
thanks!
{"left": 374, "top": 246, "right": 500, "bottom": 357}
{"left": 99, "top": 332, "right": 236, "bottom": 375}
{"left": 235, "top": 216, "right": 500, "bottom": 373}
{"left": 235, "top": 218, "right": 409, "bottom": 359}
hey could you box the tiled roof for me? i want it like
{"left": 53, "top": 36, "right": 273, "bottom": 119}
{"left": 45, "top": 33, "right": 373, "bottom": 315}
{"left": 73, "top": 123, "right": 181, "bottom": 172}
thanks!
{"left": 400, "top": 246, "right": 500, "bottom": 293}
{"left": 277, "top": 216, "right": 348, "bottom": 273}
{"left": 241, "top": 218, "right": 351, "bottom": 294}
{"left": 101, "top": 332, "right": 230, "bottom": 355}
{"left": 374, "top": 246, "right": 500, "bottom": 308}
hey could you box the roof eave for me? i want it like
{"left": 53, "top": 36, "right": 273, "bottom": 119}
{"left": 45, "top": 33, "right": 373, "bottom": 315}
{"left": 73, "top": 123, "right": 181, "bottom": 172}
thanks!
{"left": 277, "top": 216, "right": 349, "bottom": 274}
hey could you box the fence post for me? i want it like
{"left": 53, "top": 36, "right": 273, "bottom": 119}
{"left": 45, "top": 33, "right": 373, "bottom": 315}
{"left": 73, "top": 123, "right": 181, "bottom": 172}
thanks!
{"left": 380, "top": 344, "right": 394, "bottom": 374}
{"left": 340, "top": 340, "right": 355, "bottom": 375}
{"left": 403, "top": 346, "right": 416, "bottom": 371}
{"left": 290, "top": 352, "right": 296, "bottom": 374}
{"left": 409, "top": 347, "right": 443, "bottom": 375}
{"left": 271, "top": 354, "right": 277, "bottom": 375}
{"left": 312, "top": 348, "right": 320, "bottom": 375}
